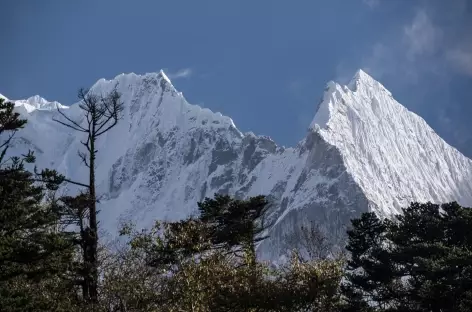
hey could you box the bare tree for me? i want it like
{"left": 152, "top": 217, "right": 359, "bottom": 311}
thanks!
{"left": 53, "top": 86, "right": 123, "bottom": 304}
{"left": 298, "top": 220, "right": 331, "bottom": 261}
{"left": 284, "top": 219, "right": 346, "bottom": 262}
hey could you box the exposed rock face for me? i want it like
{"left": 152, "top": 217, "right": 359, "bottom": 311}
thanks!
{"left": 3, "top": 69, "right": 472, "bottom": 261}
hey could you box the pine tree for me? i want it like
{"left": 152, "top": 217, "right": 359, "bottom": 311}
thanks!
{"left": 342, "top": 202, "right": 472, "bottom": 312}
{"left": 53, "top": 87, "right": 123, "bottom": 304}
{"left": 197, "top": 194, "right": 271, "bottom": 265}
{"left": 0, "top": 98, "right": 77, "bottom": 311}
{"left": 115, "top": 194, "right": 343, "bottom": 312}
{"left": 341, "top": 212, "right": 389, "bottom": 311}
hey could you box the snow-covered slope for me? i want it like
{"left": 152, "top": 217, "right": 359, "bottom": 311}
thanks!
{"left": 3, "top": 69, "right": 472, "bottom": 260}
{"left": 311, "top": 70, "right": 472, "bottom": 217}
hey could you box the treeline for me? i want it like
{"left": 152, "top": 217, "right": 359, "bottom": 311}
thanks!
{"left": 1, "top": 91, "right": 472, "bottom": 312}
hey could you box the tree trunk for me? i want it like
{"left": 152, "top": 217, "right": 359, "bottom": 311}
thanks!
{"left": 53, "top": 88, "right": 123, "bottom": 307}
{"left": 89, "top": 127, "right": 99, "bottom": 303}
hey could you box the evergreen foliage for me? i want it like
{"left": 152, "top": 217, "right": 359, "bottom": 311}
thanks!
{"left": 106, "top": 194, "right": 343, "bottom": 311}
{"left": 0, "top": 98, "right": 78, "bottom": 311}
{"left": 3, "top": 94, "right": 472, "bottom": 311}
{"left": 140, "top": 194, "right": 272, "bottom": 269}
{"left": 342, "top": 201, "right": 472, "bottom": 312}
{"left": 197, "top": 194, "right": 270, "bottom": 264}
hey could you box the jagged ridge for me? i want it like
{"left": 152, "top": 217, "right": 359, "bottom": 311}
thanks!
{"left": 3, "top": 69, "right": 472, "bottom": 261}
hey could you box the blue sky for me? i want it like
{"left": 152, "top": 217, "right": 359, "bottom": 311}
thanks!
{"left": 1, "top": 0, "right": 472, "bottom": 156}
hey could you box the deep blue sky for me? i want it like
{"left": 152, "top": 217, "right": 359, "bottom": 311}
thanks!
{"left": 1, "top": 0, "right": 471, "bottom": 156}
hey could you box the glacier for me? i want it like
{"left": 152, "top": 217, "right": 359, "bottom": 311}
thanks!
{"left": 2, "top": 69, "right": 472, "bottom": 260}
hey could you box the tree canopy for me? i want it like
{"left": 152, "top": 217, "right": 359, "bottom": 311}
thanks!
{"left": 342, "top": 201, "right": 472, "bottom": 312}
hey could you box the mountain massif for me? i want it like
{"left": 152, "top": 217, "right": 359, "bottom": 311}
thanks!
{"left": 3, "top": 70, "right": 472, "bottom": 260}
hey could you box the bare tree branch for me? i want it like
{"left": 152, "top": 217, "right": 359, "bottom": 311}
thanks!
{"left": 0, "top": 131, "right": 16, "bottom": 164}
{"left": 0, "top": 131, "right": 16, "bottom": 149}
{"left": 80, "top": 135, "right": 92, "bottom": 153}
{"left": 50, "top": 86, "right": 125, "bottom": 303}
{"left": 95, "top": 89, "right": 123, "bottom": 136}
{"left": 78, "top": 150, "right": 90, "bottom": 168}
{"left": 53, "top": 108, "right": 88, "bottom": 132}
{"left": 283, "top": 220, "right": 334, "bottom": 262}
{"left": 62, "top": 178, "right": 90, "bottom": 189}
{"left": 52, "top": 117, "right": 87, "bottom": 133}
{"left": 96, "top": 120, "right": 119, "bottom": 137}
{"left": 52, "top": 86, "right": 123, "bottom": 303}
{"left": 85, "top": 110, "right": 92, "bottom": 127}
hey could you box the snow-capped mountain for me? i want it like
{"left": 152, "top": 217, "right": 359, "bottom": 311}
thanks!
{"left": 3, "top": 69, "right": 472, "bottom": 260}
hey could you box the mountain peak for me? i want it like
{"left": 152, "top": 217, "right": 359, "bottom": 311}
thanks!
{"left": 309, "top": 68, "right": 472, "bottom": 218}
{"left": 26, "top": 95, "right": 49, "bottom": 105}
{"left": 4, "top": 68, "right": 472, "bottom": 262}
{"left": 353, "top": 68, "right": 372, "bottom": 80}
{"left": 310, "top": 69, "right": 396, "bottom": 131}
{"left": 349, "top": 69, "right": 374, "bottom": 87}
{"left": 10, "top": 95, "right": 67, "bottom": 113}
{"left": 347, "top": 69, "right": 391, "bottom": 96}
{"left": 158, "top": 69, "right": 172, "bottom": 84}
{"left": 89, "top": 70, "right": 177, "bottom": 97}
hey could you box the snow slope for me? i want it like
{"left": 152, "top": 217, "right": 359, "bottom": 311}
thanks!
{"left": 311, "top": 70, "right": 472, "bottom": 217}
{"left": 3, "top": 69, "right": 472, "bottom": 260}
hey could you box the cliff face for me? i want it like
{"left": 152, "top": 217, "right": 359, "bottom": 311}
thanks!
{"left": 4, "top": 69, "right": 472, "bottom": 261}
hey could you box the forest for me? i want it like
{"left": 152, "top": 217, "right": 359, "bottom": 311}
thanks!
{"left": 1, "top": 90, "right": 472, "bottom": 312}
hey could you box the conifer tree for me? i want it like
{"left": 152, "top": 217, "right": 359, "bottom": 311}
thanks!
{"left": 0, "top": 98, "right": 77, "bottom": 311}
{"left": 118, "top": 194, "right": 343, "bottom": 312}
{"left": 342, "top": 202, "right": 472, "bottom": 312}
{"left": 341, "top": 212, "right": 388, "bottom": 311}
{"left": 53, "top": 87, "right": 123, "bottom": 304}
{"left": 197, "top": 194, "right": 270, "bottom": 265}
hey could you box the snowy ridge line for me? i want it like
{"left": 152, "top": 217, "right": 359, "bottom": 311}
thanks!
{"left": 311, "top": 69, "right": 472, "bottom": 217}
{"left": 1, "top": 68, "right": 472, "bottom": 261}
